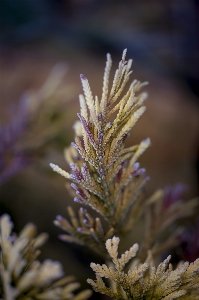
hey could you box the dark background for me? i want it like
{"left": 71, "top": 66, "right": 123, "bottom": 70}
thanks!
{"left": 1, "top": 1, "right": 199, "bottom": 299}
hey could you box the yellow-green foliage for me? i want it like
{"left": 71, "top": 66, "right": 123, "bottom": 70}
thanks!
{"left": 88, "top": 236, "right": 199, "bottom": 300}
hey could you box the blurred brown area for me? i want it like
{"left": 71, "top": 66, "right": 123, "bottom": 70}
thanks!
{"left": 0, "top": 1, "right": 199, "bottom": 299}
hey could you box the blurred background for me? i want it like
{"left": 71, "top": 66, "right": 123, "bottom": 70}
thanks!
{"left": 0, "top": 0, "right": 199, "bottom": 298}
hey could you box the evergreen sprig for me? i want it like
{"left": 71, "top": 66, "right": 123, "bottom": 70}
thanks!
{"left": 51, "top": 49, "right": 150, "bottom": 252}
{"left": 88, "top": 236, "right": 199, "bottom": 300}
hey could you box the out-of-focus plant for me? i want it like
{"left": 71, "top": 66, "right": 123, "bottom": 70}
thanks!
{"left": 0, "top": 214, "right": 92, "bottom": 300}
{"left": 179, "top": 219, "right": 199, "bottom": 263}
{"left": 0, "top": 63, "right": 77, "bottom": 185}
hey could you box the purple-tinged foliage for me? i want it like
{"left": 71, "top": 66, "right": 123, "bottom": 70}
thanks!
{"left": 99, "top": 168, "right": 105, "bottom": 178}
{"left": 71, "top": 142, "right": 79, "bottom": 151}
{"left": 98, "top": 133, "right": 103, "bottom": 145}
{"left": 76, "top": 190, "right": 88, "bottom": 200}
{"left": 81, "top": 163, "right": 90, "bottom": 181}
{"left": 77, "top": 113, "right": 96, "bottom": 148}
{"left": 131, "top": 168, "right": 146, "bottom": 177}
{"left": 70, "top": 162, "right": 83, "bottom": 181}
{"left": 80, "top": 74, "right": 87, "bottom": 81}
{"left": 0, "top": 96, "right": 29, "bottom": 155}
{"left": 163, "top": 182, "right": 188, "bottom": 209}
{"left": 97, "top": 112, "right": 103, "bottom": 123}
{"left": 74, "top": 197, "right": 84, "bottom": 203}
{"left": 1, "top": 64, "right": 73, "bottom": 186}
{"left": 0, "top": 154, "right": 29, "bottom": 185}
{"left": 0, "top": 97, "right": 30, "bottom": 185}
{"left": 180, "top": 220, "right": 199, "bottom": 262}
{"left": 71, "top": 183, "right": 88, "bottom": 200}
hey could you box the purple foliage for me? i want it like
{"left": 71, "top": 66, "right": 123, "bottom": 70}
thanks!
{"left": 71, "top": 183, "right": 88, "bottom": 200}
{"left": 74, "top": 197, "right": 84, "bottom": 203}
{"left": 0, "top": 154, "right": 29, "bottom": 185}
{"left": 0, "top": 96, "right": 29, "bottom": 154}
{"left": 163, "top": 183, "right": 188, "bottom": 209}
{"left": 98, "top": 133, "right": 103, "bottom": 145}
{"left": 131, "top": 168, "right": 146, "bottom": 177}
{"left": 0, "top": 96, "right": 30, "bottom": 185}
{"left": 77, "top": 113, "right": 96, "bottom": 147}
{"left": 180, "top": 220, "right": 199, "bottom": 262}
{"left": 98, "top": 112, "right": 103, "bottom": 123}
{"left": 70, "top": 163, "right": 83, "bottom": 181}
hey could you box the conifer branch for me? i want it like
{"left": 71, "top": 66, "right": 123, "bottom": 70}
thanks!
{"left": 88, "top": 236, "right": 199, "bottom": 300}
{"left": 51, "top": 50, "right": 150, "bottom": 253}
